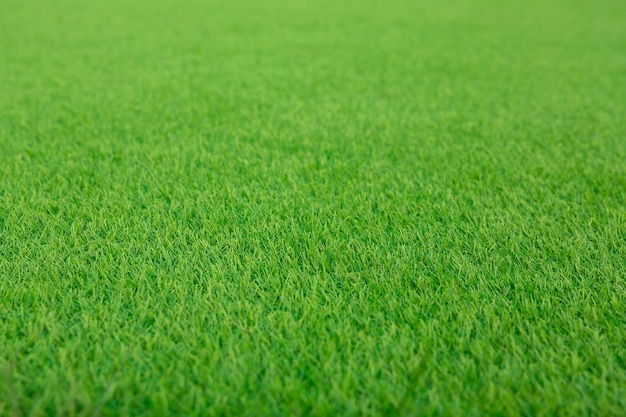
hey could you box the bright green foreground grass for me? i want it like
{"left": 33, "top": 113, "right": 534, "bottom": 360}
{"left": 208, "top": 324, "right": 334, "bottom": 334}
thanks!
{"left": 1, "top": 0, "right": 626, "bottom": 415}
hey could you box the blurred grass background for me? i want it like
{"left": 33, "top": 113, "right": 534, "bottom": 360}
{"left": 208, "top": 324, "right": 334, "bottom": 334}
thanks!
{"left": 1, "top": 0, "right": 625, "bottom": 415}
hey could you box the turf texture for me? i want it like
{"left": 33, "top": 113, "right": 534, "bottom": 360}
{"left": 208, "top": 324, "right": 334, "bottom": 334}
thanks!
{"left": 1, "top": 0, "right": 626, "bottom": 415}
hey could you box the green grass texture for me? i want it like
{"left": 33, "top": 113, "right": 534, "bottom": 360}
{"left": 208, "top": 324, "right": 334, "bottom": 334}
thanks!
{"left": 1, "top": 0, "right": 625, "bottom": 415}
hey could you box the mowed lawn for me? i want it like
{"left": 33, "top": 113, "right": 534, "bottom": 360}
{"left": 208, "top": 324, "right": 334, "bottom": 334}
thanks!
{"left": 1, "top": 0, "right": 625, "bottom": 415}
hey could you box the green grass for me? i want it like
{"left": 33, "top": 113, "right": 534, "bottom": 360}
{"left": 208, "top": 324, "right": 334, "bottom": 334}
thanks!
{"left": 1, "top": 0, "right": 626, "bottom": 415}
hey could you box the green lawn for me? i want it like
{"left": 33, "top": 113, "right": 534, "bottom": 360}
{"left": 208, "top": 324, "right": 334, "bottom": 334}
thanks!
{"left": 1, "top": 0, "right": 625, "bottom": 415}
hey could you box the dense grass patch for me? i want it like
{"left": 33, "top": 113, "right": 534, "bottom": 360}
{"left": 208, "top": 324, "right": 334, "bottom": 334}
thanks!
{"left": 1, "top": 0, "right": 625, "bottom": 415}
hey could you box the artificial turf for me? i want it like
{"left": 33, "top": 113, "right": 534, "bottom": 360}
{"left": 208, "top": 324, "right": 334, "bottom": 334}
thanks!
{"left": 1, "top": 0, "right": 626, "bottom": 415}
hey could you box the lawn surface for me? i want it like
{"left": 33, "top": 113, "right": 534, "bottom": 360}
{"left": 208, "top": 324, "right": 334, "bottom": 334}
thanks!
{"left": 1, "top": 0, "right": 626, "bottom": 415}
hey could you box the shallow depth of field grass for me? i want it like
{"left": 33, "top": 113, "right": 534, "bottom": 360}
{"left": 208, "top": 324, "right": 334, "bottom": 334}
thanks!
{"left": 1, "top": 0, "right": 626, "bottom": 415}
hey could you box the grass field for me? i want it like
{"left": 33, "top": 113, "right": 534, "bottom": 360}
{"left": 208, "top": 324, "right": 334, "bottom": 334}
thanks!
{"left": 1, "top": 0, "right": 626, "bottom": 415}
